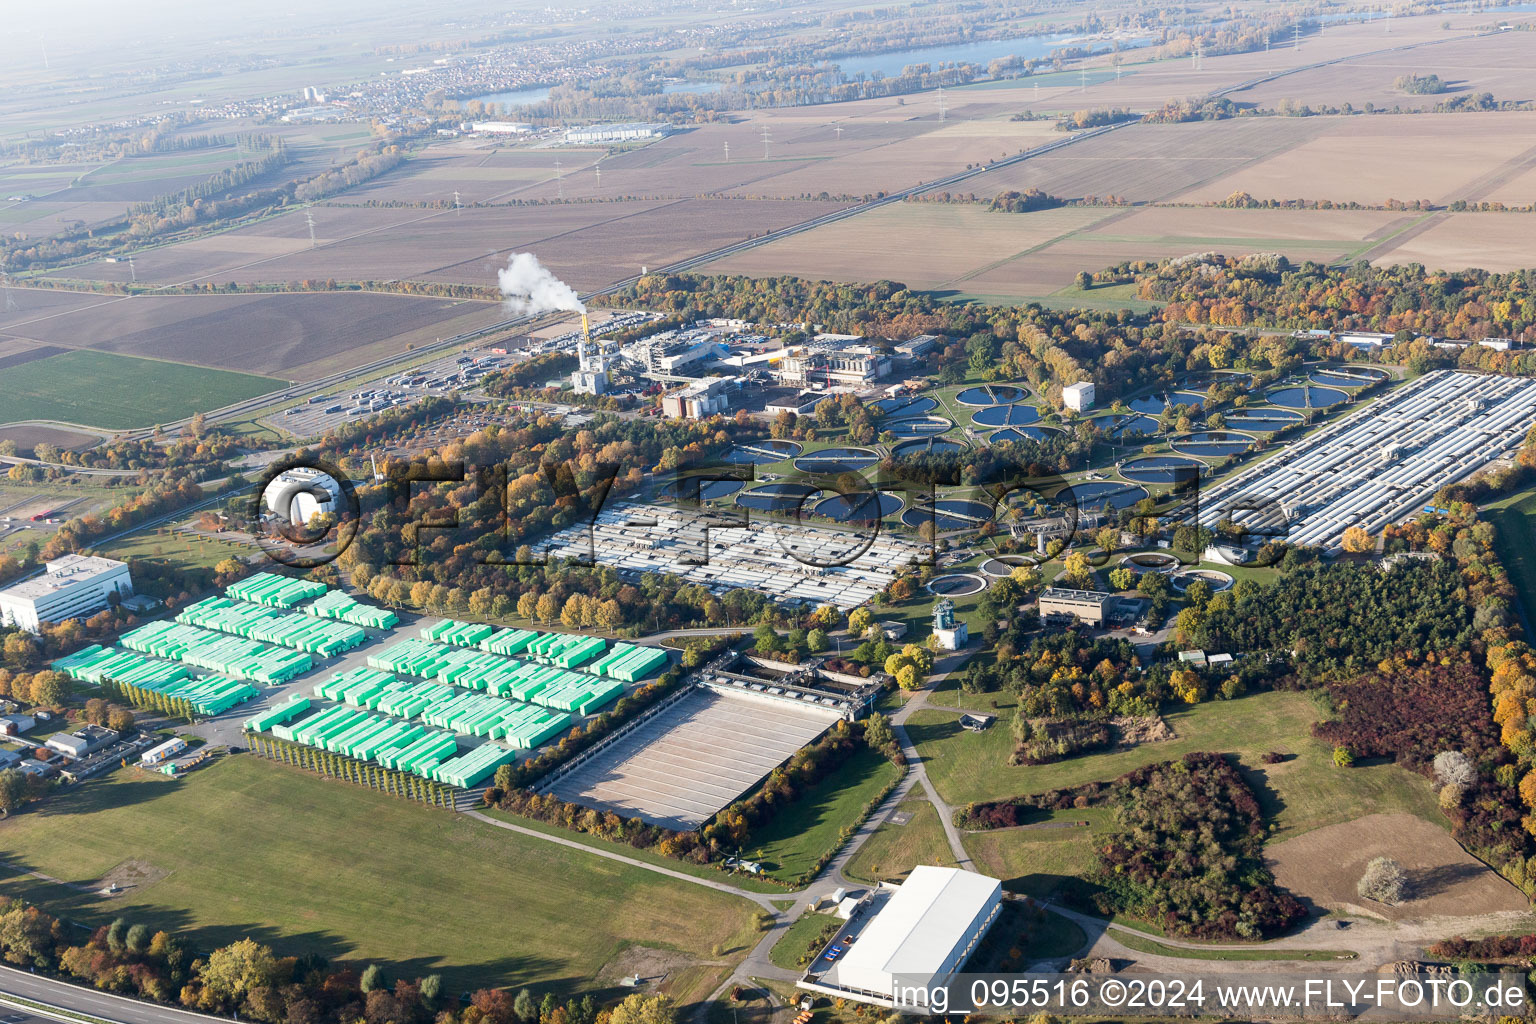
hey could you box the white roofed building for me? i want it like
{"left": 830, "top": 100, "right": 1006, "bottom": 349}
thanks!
{"left": 0, "top": 555, "right": 132, "bottom": 633}
{"left": 802, "top": 866, "right": 1002, "bottom": 1007}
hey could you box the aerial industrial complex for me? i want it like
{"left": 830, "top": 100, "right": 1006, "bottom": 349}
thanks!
{"left": 1196, "top": 370, "right": 1536, "bottom": 550}
{"left": 540, "top": 501, "right": 925, "bottom": 610}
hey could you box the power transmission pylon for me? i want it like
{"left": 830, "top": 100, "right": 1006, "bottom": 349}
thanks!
{"left": 554, "top": 158, "right": 564, "bottom": 199}
{"left": 760, "top": 125, "right": 771, "bottom": 160}
{"left": 305, "top": 210, "right": 317, "bottom": 248}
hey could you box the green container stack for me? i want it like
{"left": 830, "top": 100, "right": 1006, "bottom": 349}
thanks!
{"left": 265, "top": 704, "right": 460, "bottom": 778}
{"left": 226, "top": 572, "right": 329, "bottom": 608}
{"left": 52, "top": 645, "right": 191, "bottom": 688}
{"left": 51, "top": 644, "right": 259, "bottom": 715}
{"left": 177, "top": 596, "right": 366, "bottom": 656}
{"left": 120, "top": 620, "right": 313, "bottom": 684}
{"left": 303, "top": 590, "right": 398, "bottom": 630}
{"left": 367, "top": 638, "right": 458, "bottom": 677}
{"left": 588, "top": 643, "right": 670, "bottom": 683}
{"left": 422, "top": 619, "right": 497, "bottom": 648}
{"left": 526, "top": 632, "right": 608, "bottom": 669}
{"left": 434, "top": 742, "right": 518, "bottom": 789}
{"left": 244, "top": 695, "right": 312, "bottom": 733}
{"left": 480, "top": 628, "right": 538, "bottom": 656}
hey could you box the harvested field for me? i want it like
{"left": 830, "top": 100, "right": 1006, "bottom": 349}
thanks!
{"left": 1361, "top": 211, "right": 1536, "bottom": 272}
{"left": 51, "top": 197, "right": 849, "bottom": 293}
{"left": 975, "top": 119, "right": 1330, "bottom": 203}
{"left": 707, "top": 203, "right": 1410, "bottom": 301}
{"left": 0, "top": 290, "right": 504, "bottom": 379}
{"left": 40, "top": 206, "right": 435, "bottom": 287}
{"left": 1177, "top": 113, "right": 1536, "bottom": 206}
{"left": 704, "top": 203, "right": 1112, "bottom": 290}
{"left": 1265, "top": 812, "right": 1527, "bottom": 921}
{"left": 0, "top": 424, "right": 101, "bottom": 455}
{"left": 1236, "top": 28, "right": 1536, "bottom": 114}
{"left": 0, "top": 289, "right": 118, "bottom": 332}
{"left": 522, "top": 118, "right": 1064, "bottom": 202}
{"left": 340, "top": 145, "right": 601, "bottom": 204}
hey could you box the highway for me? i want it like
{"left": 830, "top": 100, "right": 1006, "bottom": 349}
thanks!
{"left": 0, "top": 964, "right": 233, "bottom": 1024}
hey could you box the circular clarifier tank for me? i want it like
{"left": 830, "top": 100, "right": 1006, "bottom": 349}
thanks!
{"left": 956, "top": 384, "right": 1028, "bottom": 406}
{"left": 656, "top": 477, "right": 743, "bottom": 502}
{"left": 735, "top": 482, "right": 819, "bottom": 512}
{"left": 926, "top": 573, "right": 987, "bottom": 596}
{"left": 1058, "top": 481, "right": 1148, "bottom": 509}
{"left": 1128, "top": 391, "right": 1206, "bottom": 415}
{"left": 884, "top": 415, "right": 953, "bottom": 438}
{"left": 1308, "top": 366, "right": 1386, "bottom": 387}
{"left": 1224, "top": 409, "right": 1302, "bottom": 432}
{"left": 723, "top": 438, "right": 803, "bottom": 464}
{"left": 1266, "top": 385, "right": 1347, "bottom": 409}
{"left": 980, "top": 554, "right": 1039, "bottom": 577}
{"left": 1170, "top": 430, "right": 1256, "bottom": 458}
{"left": 1120, "top": 455, "right": 1205, "bottom": 484}
{"left": 892, "top": 437, "right": 967, "bottom": 458}
{"left": 1172, "top": 568, "right": 1234, "bottom": 592}
{"left": 812, "top": 490, "right": 904, "bottom": 522}
{"left": 794, "top": 446, "right": 879, "bottom": 473}
{"left": 871, "top": 395, "right": 937, "bottom": 417}
{"left": 971, "top": 403, "right": 1040, "bottom": 428}
{"left": 990, "top": 424, "right": 1062, "bottom": 444}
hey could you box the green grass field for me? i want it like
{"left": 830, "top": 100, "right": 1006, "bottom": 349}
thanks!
{"left": 842, "top": 798, "right": 959, "bottom": 885}
{"left": 767, "top": 912, "right": 840, "bottom": 970}
{"left": 745, "top": 747, "right": 900, "bottom": 882}
{"left": 96, "top": 528, "right": 257, "bottom": 574}
{"left": 1484, "top": 485, "right": 1536, "bottom": 624}
{"left": 912, "top": 690, "right": 1442, "bottom": 841}
{"left": 0, "top": 757, "right": 757, "bottom": 995}
{"left": 2, "top": 350, "right": 284, "bottom": 429}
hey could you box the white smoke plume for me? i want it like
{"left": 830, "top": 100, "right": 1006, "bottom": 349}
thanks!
{"left": 497, "top": 252, "right": 585, "bottom": 316}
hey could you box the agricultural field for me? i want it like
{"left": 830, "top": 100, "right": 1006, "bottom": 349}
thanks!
{"left": 706, "top": 201, "right": 1413, "bottom": 302}
{"left": 2, "top": 288, "right": 504, "bottom": 380}
{"left": 1264, "top": 813, "right": 1529, "bottom": 922}
{"left": 1360, "top": 211, "right": 1536, "bottom": 273}
{"left": 975, "top": 118, "right": 1331, "bottom": 203}
{"left": 43, "top": 197, "right": 851, "bottom": 293}
{"left": 1175, "top": 112, "right": 1536, "bottom": 207}
{"left": 339, "top": 145, "right": 603, "bottom": 205}
{"left": 0, "top": 349, "right": 283, "bottom": 429}
{"left": 0, "top": 756, "right": 759, "bottom": 996}
{"left": 0, "top": 422, "right": 100, "bottom": 456}
{"left": 1236, "top": 28, "right": 1536, "bottom": 114}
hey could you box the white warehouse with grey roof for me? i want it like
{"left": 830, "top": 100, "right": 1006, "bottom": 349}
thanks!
{"left": 1196, "top": 370, "right": 1536, "bottom": 551}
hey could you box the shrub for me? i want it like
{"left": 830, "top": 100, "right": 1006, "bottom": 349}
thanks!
{"left": 1357, "top": 856, "right": 1408, "bottom": 904}
{"left": 1090, "top": 753, "right": 1304, "bottom": 940}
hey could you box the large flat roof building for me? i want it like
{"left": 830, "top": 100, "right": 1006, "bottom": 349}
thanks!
{"left": 0, "top": 555, "right": 132, "bottom": 633}
{"left": 805, "top": 866, "right": 1002, "bottom": 1007}
{"left": 1037, "top": 586, "right": 1112, "bottom": 625}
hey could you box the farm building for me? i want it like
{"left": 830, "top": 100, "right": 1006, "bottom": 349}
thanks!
{"left": 803, "top": 866, "right": 1002, "bottom": 1007}
{"left": 0, "top": 555, "right": 133, "bottom": 633}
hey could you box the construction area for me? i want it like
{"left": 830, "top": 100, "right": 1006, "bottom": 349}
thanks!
{"left": 539, "top": 501, "right": 924, "bottom": 610}
{"left": 538, "top": 685, "right": 843, "bottom": 831}
{"left": 1196, "top": 371, "right": 1536, "bottom": 550}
